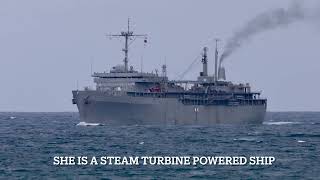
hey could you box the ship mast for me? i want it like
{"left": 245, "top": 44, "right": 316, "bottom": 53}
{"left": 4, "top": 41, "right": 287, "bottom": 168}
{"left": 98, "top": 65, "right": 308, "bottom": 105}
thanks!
{"left": 106, "top": 18, "right": 147, "bottom": 72}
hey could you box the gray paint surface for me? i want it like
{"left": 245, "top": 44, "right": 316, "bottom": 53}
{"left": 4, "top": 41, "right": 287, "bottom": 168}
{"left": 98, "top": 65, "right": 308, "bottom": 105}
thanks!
{"left": 0, "top": 0, "right": 319, "bottom": 112}
{"left": 73, "top": 90, "right": 266, "bottom": 125}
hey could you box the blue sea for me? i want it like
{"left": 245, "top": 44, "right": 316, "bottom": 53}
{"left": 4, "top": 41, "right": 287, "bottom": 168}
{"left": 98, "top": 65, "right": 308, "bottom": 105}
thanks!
{"left": 0, "top": 112, "right": 319, "bottom": 179}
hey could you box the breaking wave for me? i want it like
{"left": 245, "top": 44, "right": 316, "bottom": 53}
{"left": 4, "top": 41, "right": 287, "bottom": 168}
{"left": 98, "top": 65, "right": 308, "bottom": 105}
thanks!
{"left": 76, "top": 122, "right": 102, "bottom": 126}
{"left": 233, "top": 137, "right": 262, "bottom": 143}
{"left": 263, "top": 121, "right": 301, "bottom": 125}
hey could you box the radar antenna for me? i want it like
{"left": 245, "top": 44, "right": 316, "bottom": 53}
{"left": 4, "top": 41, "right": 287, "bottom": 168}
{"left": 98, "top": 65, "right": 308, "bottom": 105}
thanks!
{"left": 106, "top": 18, "right": 147, "bottom": 72}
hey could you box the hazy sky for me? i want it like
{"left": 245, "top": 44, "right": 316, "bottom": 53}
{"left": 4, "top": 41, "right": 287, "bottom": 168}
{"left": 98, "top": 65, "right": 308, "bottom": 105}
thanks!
{"left": 0, "top": 0, "right": 319, "bottom": 112}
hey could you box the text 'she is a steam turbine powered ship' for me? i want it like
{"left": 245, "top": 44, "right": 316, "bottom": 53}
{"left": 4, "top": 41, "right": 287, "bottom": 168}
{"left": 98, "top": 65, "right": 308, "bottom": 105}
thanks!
{"left": 72, "top": 21, "right": 267, "bottom": 125}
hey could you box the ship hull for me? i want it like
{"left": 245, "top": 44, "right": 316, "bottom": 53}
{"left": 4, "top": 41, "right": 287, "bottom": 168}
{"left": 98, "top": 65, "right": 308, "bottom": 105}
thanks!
{"left": 73, "top": 91, "right": 266, "bottom": 125}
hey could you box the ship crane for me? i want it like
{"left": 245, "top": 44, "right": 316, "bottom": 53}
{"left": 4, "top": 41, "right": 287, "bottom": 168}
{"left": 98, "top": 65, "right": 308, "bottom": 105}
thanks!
{"left": 106, "top": 18, "right": 147, "bottom": 72}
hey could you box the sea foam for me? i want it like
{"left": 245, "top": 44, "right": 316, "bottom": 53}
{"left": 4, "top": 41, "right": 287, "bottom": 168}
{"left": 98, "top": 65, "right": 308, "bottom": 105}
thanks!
{"left": 76, "top": 122, "right": 101, "bottom": 126}
{"left": 263, "top": 121, "right": 300, "bottom": 125}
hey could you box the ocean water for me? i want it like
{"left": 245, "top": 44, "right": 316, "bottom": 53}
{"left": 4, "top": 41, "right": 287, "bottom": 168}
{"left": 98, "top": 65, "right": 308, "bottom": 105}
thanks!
{"left": 0, "top": 112, "right": 319, "bottom": 179}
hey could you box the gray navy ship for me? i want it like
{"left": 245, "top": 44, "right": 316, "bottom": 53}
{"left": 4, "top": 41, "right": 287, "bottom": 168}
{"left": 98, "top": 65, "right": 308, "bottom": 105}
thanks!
{"left": 72, "top": 20, "right": 267, "bottom": 125}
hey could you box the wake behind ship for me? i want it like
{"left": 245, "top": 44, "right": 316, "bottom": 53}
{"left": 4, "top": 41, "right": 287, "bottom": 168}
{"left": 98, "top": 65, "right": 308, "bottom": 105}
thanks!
{"left": 72, "top": 20, "right": 267, "bottom": 125}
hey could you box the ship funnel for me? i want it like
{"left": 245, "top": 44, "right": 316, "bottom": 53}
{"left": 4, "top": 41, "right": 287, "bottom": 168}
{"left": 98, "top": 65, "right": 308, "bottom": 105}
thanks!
{"left": 214, "top": 39, "right": 220, "bottom": 82}
{"left": 218, "top": 66, "right": 226, "bottom": 81}
{"left": 201, "top": 47, "right": 208, "bottom": 76}
{"left": 218, "top": 55, "right": 226, "bottom": 80}
{"left": 162, "top": 64, "right": 167, "bottom": 77}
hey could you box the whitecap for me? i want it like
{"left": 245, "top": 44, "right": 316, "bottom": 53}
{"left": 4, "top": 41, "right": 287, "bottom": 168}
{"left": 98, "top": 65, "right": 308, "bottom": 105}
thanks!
{"left": 297, "top": 140, "right": 306, "bottom": 143}
{"left": 76, "top": 122, "right": 101, "bottom": 126}
{"left": 139, "top": 141, "right": 144, "bottom": 145}
{"left": 263, "top": 121, "right": 300, "bottom": 125}
{"left": 9, "top": 116, "right": 16, "bottom": 120}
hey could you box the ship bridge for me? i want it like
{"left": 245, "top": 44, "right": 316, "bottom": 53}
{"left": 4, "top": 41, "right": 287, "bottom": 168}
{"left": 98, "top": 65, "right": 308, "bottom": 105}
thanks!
{"left": 93, "top": 71, "right": 168, "bottom": 92}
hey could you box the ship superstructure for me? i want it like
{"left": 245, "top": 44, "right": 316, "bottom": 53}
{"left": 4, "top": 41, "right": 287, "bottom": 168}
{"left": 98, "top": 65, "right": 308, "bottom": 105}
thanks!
{"left": 72, "top": 20, "right": 267, "bottom": 125}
